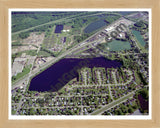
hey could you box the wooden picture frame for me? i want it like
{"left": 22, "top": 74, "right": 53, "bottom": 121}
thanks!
{"left": 0, "top": 0, "right": 160, "bottom": 128}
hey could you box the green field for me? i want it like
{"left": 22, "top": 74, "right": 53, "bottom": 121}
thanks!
{"left": 12, "top": 65, "right": 32, "bottom": 83}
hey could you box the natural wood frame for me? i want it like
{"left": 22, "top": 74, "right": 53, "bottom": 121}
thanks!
{"left": 0, "top": 0, "right": 160, "bottom": 128}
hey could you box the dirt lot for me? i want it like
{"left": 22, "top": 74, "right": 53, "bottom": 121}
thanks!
{"left": 23, "top": 32, "right": 45, "bottom": 46}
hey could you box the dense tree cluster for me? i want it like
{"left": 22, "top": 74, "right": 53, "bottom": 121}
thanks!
{"left": 134, "top": 20, "right": 148, "bottom": 29}
{"left": 74, "top": 33, "right": 92, "bottom": 43}
{"left": 104, "top": 15, "right": 121, "bottom": 23}
{"left": 135, "top": 88, "right": 149, "bottom": 113}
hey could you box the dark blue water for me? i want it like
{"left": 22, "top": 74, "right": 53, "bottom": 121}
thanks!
{"left": 64, "top": 37, "right": 66, "bottom": 43}
{"left": 29, "top": 57, "right": 122, "bottom": 92}
{"left": 84, "top": 20, "right": 107, "bottom": 34}
{"left": 55, "top": 25, "right": 63, "bottom": 33}
{"left": 82, "top": 19, "right": 87, "bottom": 23}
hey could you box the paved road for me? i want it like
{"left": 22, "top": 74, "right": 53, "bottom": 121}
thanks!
{"left": 12, "top": 16, "right": 137, "bottom": 89}
{"left": 11, "top": 15, "right": 149, "bottom": 115}
{"left": 90, "top": 91, "right": 134, "bottom": 115}
{"left": 13, "top": 15, "right": 131, "bottom": 89}
{"left": 12, "top": 12, "right": 114, "bottom": 36}
{"left": 12, "top": 22, "right": 110, "bottom": 88}
{"left": 70, "top": 69, "right": 133, "bottom": 89}
{"left": 97, "top": 71, "right": 102, "bottom": 85}
{"left": 90, "top": 84, "right": 147, "bottom": 115}
{"left": 108, "top": 84, "right": 114, "bottom": 101}
{"left": 15, "top": 43, "right": 42, "bottom": 114}
{"left": 112, "top": 71, "right": 117, "bottom": 84}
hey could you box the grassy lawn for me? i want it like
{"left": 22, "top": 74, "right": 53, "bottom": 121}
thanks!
{"left": 38, "top": 50, "right": 53, "bottom": 57}
{"left": 24, "top": 50, "right": 37, "bottom": 56}
{"left": 12, "top": 50, "right": 37, "bottom": 58}
{"left": 134, "top": 71, "right": 142, "bottom": 84}
{"left": 12, "top": 65, "right": 32, "bottom": 83}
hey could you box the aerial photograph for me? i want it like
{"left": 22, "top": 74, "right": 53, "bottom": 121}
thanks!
{"left": 11, "top": 10, "right": 150, "bottom": 117}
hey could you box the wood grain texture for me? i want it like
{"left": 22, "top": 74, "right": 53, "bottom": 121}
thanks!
{"left": 0, "top": 0, "right": 160, "bottom": 128}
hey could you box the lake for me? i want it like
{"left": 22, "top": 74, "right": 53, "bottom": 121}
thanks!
{"left": 132, "top": 30, "right": 146, "bottom": 47}
{"left": 29, "top": 57, "right": 122, "bottom": 92}
{"left": 84, "top": 20, "right": 107, "bottom": 34}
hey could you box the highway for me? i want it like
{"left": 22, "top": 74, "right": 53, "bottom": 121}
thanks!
{"left": 12, "top": 16, "right": 131, "bottom": 89}
{"left": 12, "top": 12, "right": 119, "bottom": 36}
{"left": 12, "top": 21, "right": 109, "bottom": 88}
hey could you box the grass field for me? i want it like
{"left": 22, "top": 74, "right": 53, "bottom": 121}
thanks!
{"left": 12, "top": 65, "right": 32, "bottom": 83}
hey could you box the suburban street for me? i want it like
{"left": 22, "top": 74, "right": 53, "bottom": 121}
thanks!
{"left": 90, "top": 91, "right": 134, "bottom": 115}
{"left": 12, "top": 17, "right": 134, "bottom": 89}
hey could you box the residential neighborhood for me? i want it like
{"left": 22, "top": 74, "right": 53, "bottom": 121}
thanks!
{"left": 11, "top": 11, "right": 149, "bottom": 116}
